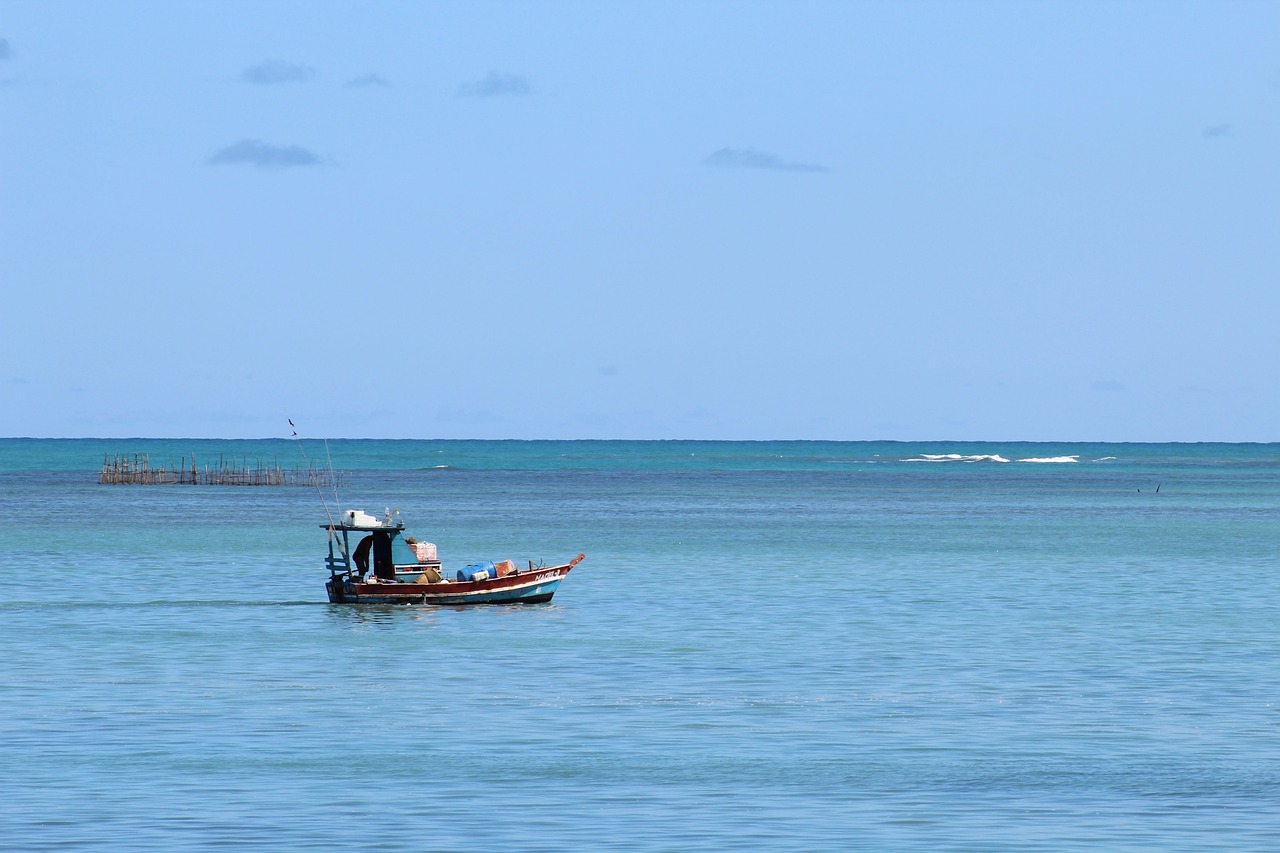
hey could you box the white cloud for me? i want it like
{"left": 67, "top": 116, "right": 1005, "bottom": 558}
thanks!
{"left": 458, "top": 72, "right": 531, "bottom": 98}
{"left": 243, "top": 60, "right": 315, "bottom": 85}
{"left": 345, "top": 73, "right": 391, "bottom": 88}
{"left": 206, "top": 139, "right": 321, "bottom": 169}
{"left": 703, "top": 147, "right": 828, "bottom": 173}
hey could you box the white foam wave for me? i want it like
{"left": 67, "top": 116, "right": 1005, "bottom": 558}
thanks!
{"left": 904, "top": 454, "right": 1011, "bottom": 463}
{"left": 1016, "top": 456, "right": 1079, "bottom": 464}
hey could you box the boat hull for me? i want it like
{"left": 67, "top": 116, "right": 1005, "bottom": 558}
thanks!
{"left": 326, "top": 560, "right": 577, "bottom": 605}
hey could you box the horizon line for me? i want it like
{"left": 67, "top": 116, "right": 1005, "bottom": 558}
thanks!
{"left": 2, "top": 436, "right": 1276, "bottom": 445}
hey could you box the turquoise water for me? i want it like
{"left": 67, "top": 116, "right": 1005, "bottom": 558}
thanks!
{"left": 1, "top": 440, "right": 1278, "bottom": 850}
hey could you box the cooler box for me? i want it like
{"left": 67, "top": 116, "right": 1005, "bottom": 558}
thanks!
{"left": 344, "top": 510, "right": 380, "bottom": 528}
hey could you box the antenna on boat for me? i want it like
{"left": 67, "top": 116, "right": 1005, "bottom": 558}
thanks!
{"left": 290, "top": 419, "right": 339, "bottom": 532}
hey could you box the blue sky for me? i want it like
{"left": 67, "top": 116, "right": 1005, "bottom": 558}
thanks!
{"left": 2, "top": 1, "right": 1277, "bottom": 440}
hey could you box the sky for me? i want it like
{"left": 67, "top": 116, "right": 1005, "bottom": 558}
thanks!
{"left": 1, "top": 0, "right": 1277, "bottom": 441}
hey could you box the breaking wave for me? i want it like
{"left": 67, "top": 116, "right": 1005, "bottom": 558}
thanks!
{"left": 904, "top": 454, "right": 1011, "bottom": 463}
{"left": 902, "top": 453, "right": 1084, "bottom": 465}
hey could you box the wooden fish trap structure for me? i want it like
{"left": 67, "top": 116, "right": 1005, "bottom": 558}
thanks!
{"left": 99, "top": 452, "right": 348, "bottom": 487}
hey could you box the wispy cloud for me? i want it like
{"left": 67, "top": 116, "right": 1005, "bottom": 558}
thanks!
{"left": 206, "top": 139, "right": 321, "bottom": 170}
{"left": 0, "top": 38, "right": 12, "bottom": 61}
{"left": 345, "top": 73, "right": 391, "bottom": 88}
{"left": 704, "top": 147, "right": 829, "bottom": 173}
{"left": 1202, "top": 123, "right": 1233, "bottom": 139}
{"left": 243, "top": 60, "right": 315, "bottom": 85}
{"left": 458, "top": 72, "right": 531, "bottom": 98}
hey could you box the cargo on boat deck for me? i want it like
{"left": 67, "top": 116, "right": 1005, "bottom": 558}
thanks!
{"left": 412, "top": 566, "right": 443, "bottom": 583}
{"left": 457, "top": 561, "right": 496, "bottom": 582}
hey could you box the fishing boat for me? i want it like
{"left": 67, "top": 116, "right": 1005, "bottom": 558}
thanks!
{"left": 322, "top": 508, "right": 584, "bottom": 605}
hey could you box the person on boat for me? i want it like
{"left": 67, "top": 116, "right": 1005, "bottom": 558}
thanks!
{"left": 353, "top": 534, "right": 374, "bottom": 577}
{"left": 353, "top": 532, "right": 395, "bottom": 581}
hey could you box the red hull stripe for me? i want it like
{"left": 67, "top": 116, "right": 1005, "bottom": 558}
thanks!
{"left": 345, "top": 562, "right": 575, "bottom": 600}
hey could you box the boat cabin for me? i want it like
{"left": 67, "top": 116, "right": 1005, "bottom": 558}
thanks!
{"left": 323, "top": 509, "right": 443, "bottom": 584}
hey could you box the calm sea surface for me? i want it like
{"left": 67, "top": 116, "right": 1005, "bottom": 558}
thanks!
{"left": 1, "top": 439, "right": 1278, "bottom": 851}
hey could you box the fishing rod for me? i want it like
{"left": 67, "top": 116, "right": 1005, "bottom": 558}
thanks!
{"left": 323, "top": 436, "right": 341, "bottom": 519}
{"left": 290, "top": 419, "right": 341, "bottom": 537}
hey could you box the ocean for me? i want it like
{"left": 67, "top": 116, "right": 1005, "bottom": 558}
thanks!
{"left": 1, "top": 439, "right": 1277, "bottom": 851}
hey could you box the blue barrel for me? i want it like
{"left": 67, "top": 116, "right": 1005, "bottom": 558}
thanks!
{"left": 456, "top": 561, "right": 496, "bottom": 582}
